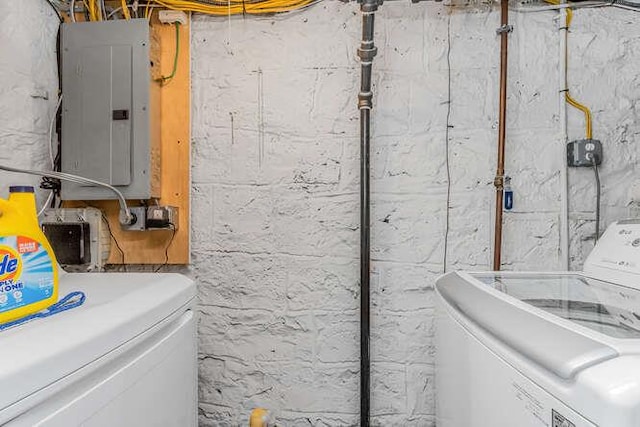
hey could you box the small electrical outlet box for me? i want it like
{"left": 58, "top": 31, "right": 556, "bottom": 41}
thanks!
{"left": 158, "top": 10, "right": 188, "bottom": 25}
{"left": 567, "top": 139, "right": 603, "bottom": 167}
{"left": 146, "top": 206, "right": 179, "bottom": 230}
{"left": 120, "top": 207, "right": 148, "bottom": 231}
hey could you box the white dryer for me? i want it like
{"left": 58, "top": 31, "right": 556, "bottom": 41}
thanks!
{"left": 436, "top": 221, "right": 640, "bottom": 427}
{"left": 0, "top": 272, "right": 197, "bottom": 427}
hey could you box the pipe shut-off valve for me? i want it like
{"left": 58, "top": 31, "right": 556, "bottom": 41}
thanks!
{"left": 494, "top": 175, "right": 514, "bottom": 211}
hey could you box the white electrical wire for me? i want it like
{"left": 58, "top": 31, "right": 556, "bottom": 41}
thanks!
{"left": 0, "top": 165, "right": 133, "bottom": 224}
{"left": 107, "top": 4, "right": 160, "bottom": 20}
{"left": 49, "top": 95, "right": 63, "bottom": 169}
{"left": 107, "top": 6, "right": 124, "bottom": 19}
{"left": 70, "top": 0, "right": 76, "bottom": 22}
{"left": 38, "top": 191, "right": 54, "bottom": 217}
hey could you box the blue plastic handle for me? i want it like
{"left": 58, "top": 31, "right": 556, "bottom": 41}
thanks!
{"left": 504, "top": 190, "right": 513, "bottom": 211}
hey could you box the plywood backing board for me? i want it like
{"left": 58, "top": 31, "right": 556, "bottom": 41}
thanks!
{"left": 67, "top": 15, "right": 190, "bottom": 265}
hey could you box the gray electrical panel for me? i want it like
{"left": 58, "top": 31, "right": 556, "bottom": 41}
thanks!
{"left": 61, "top": 19, "right": 160, "bottom": 200}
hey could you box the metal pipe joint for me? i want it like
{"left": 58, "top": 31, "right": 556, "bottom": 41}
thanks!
{"left": 357, "top": 45, "right": 378, "bottom": 63}
{"left": 359, "top": 0, "right": 380, "bottom": 13}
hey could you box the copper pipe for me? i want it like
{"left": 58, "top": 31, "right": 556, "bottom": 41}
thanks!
{"left": 493, "top": 0, "right": 510, "bottom": 271}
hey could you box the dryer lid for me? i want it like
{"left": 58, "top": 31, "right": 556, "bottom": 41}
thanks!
{"left": 0, "top": 272, "right": 195, "bottom": 413}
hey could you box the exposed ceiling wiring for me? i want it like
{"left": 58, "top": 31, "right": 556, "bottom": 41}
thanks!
{"left": 150, "top": 0, "right": 321, "bottom": 15}
{"left": 547, "top": 0, "right": 594, "bottom": 140}
{"left": 511, "top": 0, "right": 640, "bottom": 13}
{"left": 50, "top": 0, "right": 323, "bottom": 18}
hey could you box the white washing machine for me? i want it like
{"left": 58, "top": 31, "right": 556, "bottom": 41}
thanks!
{"left": 436, "top": 221, "right": 640, "bottom": 427}
{"left": 0, "top": 272, "right": 197, "bottom": 427}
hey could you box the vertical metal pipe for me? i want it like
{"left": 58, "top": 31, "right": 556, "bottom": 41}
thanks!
{"left": 493, "top": 0, "right": 511, "bottom": 271}
{"left": 359, "top": 107, "right": 371, "bottom": 427}
{"left": 357, "top": 1, "right": 378, "bottom": 425}
{"left": 559, "top": 8, "right": 570, "bottom": 269}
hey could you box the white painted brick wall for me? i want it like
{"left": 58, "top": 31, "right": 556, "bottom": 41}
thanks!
{"left": 192, "top": 3, "right": 640, "bottom": 425}
{"left": 2, "top": 1, "right": 640, "bottom": 426}
{"left": 0, "top": 0, "right": 59, "bottom": 202}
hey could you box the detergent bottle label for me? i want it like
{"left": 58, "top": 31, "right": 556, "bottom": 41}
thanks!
{"left": 0, "top": 236, "right": 54, "bottom": 314}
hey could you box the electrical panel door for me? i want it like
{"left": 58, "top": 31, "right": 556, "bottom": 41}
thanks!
{"left": 61, "top": 19, "right": 160, "bottom": 200}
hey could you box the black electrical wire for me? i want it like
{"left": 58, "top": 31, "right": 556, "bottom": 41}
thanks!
{"left": 40, "top": 176, "right": 61, "bottom": 207}
{"left": 443, "top": 13, "right": 452, "bottom": 274}
{"left": 592, "top": 156, "right": 601, "bottom": 241}
{"left": 101, "top": 212, "right": 127, "bottom": 271}
{"left": 155, "top": 224, "right": 177, "bottom": 273}
{"left": 44, "top": 0, "right": 64, "bottom": 22}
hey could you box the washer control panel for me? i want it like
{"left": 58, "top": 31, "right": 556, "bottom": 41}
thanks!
{"left": 584, "top": 220, "right": 640, "bottom": 277}
{"left": 552, "top": 410, "right": 576, "bottom": 427}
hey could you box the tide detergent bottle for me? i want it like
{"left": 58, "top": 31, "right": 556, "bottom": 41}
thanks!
{"left": 0, "top": 186, "right": 58, "bottom": 324}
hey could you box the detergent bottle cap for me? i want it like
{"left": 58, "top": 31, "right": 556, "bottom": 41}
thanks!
{"left": 9, "top": 186, "right": 34, "bottom": 193}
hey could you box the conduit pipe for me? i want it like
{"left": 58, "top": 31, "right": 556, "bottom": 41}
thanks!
{"left": 559, "top": 6, "right": 570, "bottom": 270}
{"left": 357, "top": 0, "right": 378, "bottom": 425}
{"left": 493, "top": 0, "right": 512, "bottom": 270}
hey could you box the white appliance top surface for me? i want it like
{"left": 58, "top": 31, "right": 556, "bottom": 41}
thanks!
{"left": 584, "top": 220, "right": 640, "bottom": 287}
{"left": 0, "top": 272, "right": 195, "bottom": 412}
{"left": 471, "top": 272, "right": 640, "bottom": 340}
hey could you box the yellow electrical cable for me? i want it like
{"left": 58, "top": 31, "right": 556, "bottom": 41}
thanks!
{"left": 149, "top": 0, "right": 317, "bottom": 16}
{"left": 86, "top": 0, "right": 97, "bottom": 21}
{"left": 566, "top": 92, "right": 592, "bottom": 139}
{"left": 68, "top": 0, "right": 317, "bottom": 30}
{"left": 565, "top": 5, "right": 573, "bottom": 26}
{"left": 121, "top": 0, "right": 132, "bottom": 19}
{"left": 95, "top": 0, "right": 102, "bottom": 20}
{"left": 546, "top": 0, "right": 593, "bottom": 139}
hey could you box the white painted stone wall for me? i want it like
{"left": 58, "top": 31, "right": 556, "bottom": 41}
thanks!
{"left": 1, "top": 1, "right": 640, "bottom": 426}
{"left": 0, "top": 0, "right": 59, "bottom": 201}
{"left": 192, "top": 3, "right": 640, "bottom": 425}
